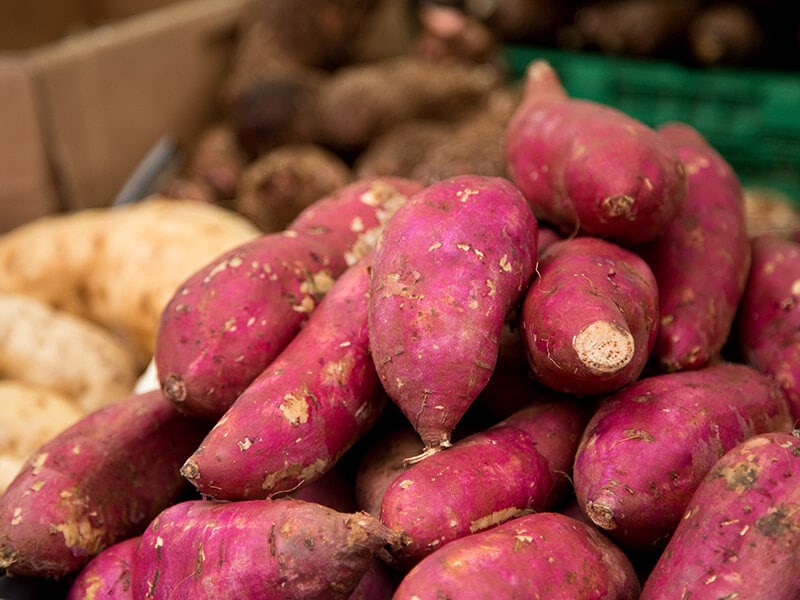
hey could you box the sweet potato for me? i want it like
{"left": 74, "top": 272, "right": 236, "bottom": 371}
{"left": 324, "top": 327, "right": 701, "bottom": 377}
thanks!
{"left": 736, "top": 233, "right": 800, "bottom": 419}
{"left": 0, "top": 198, "right": 260, "bottom": 365}
{"left": 131, "top": 497, "right": 398, "bottom": 600}
{"left": 66, "top": 535, "right": 139, "bottom": 600}
{"left": 573, "top": 362, "right": 794, "bottom": 552}
{"left": 180, "top": 255, "right": 386, "bottom": 500}
{"left": 0, "top": 380, "right": 83, "bottom": 494}
{"left": 639, "top": 121, "right": 750, "bottom": 372}
{"left": 155, "top": 177, "right": 422, "bottom": 421}
{"left": 0, "top": 291, "right": 140, "bottom": 413}
{"left": 0, "top": 389, "right": 209, "bottom": 579}
{"left": 505, "top": 60, "right": 687, "bottom": 245}
{"left": 392, "top": 511, "right": 641, "bottom": 599}
{"left": 520, "top": 236, "right": 659, "bottom": 396}
{"left": 368, "top": 174, "right": 539, "bottom": 453}
{"left": 641, "top": 431, "right": 800, "bottom": 599}
{"left": 380, "top": 396, "right": 590, "bottom": 566}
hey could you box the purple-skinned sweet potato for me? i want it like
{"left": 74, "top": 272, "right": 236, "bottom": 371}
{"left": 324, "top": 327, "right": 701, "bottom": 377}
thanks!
{"left": 505, "top": 60, "right": 687, "bottom": 245}
{"left": 640, "top": 431, "right": 800, "bottom": 600}
{"left": 66, "top": 535, "right": 139, "bottom": 600}
{"left": 392, "top": 511, "right": 641, "bottom": 599}
{"left": 368, "top": 174, "right": 538, "bottom": 454}
{"left": 131, "top": 497, "right": 398, "bottom": 600}
{"left": 639, "top": 121, "right": 750, "bottom": 372}
{"left": 380, "top": 395, "right": 590, "bottom": 566}
{"left": 155, "top": 177, "right": 422, "bottom": 421}
{"left": 573, "top": 362, "right": 794, "bottom": 552}
{"left": 736, "top": 233, "right": 800, "bottom": 420}
{"left": 180, "top": 254, "right": 386, "bottom": 500}
{"left": 0, "top": 390, "right": 210, "bottom": 579}
{"left": 521, "top": 235, "right": 659, "bottom": 396}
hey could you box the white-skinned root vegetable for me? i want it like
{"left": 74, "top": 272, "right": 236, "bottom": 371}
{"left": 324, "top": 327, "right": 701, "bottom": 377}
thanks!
{"left": 505, "top": 59, "right": 687, "bottom": 246}
{"left": 0, "top": 389, "right": 210, "bottom": 579}
{"left": 180, "top": 254, "right": 386, "bottom": 500}
{"left": 641, "top": 431, "right": 800, "bottom": 599}
{"left": 520, "top": 236, "right": 659, "bottom": 396}
{"left": 131, "top": 497, "right": 399, "bottom": 600}
{"left": 156, "top": 177, "right": 422, "bottom": 421}
{"left": 368, "top": 174, "right": 539, "bottom": 455}
{"left": 573, "top": 362, "right": 794, "bottom": 552}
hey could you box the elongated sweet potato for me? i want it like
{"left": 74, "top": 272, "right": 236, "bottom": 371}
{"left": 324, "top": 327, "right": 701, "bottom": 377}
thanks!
{"left": 368, "top": 174, "right": 538, "bottom": 454}
{"left": 66, "top": 536, "right": 139, "bottom": 600}
{"left": 0, "top": 389, "right": 210, "bottom": 579}
{"left": 380, "top": 396, "right": 589, "bottom": 566}
{"left": 639, "top": 122, "right": 750, "bottom": 372}
{"left": 505, "top": 60, "right": 687, "bottom": 245}
{"left": 131, "top": 497, "right": 398, "bottom": 600}
{"left": 181, "top": 254, "right": 386, "bottom": 500}
{"left": 736, "top": 233, "right": 800, "bottom": 419}
{"left": 156, "top": 177, "right": 422, "bottom": 421}
{"left": 521, "top": 236, "right": 659, "bottom": 396}
{"left": 393, "top": 511, "right": 641, "bottom": 599}
{"left": 573, "top": 362, "right": 793, "bottom": 552}
{"left": 641, "top": 431, "right": 800, "bottom": 599}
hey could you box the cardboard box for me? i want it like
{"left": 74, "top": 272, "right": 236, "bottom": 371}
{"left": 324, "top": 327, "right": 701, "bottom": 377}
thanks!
{"left": 0, "top": 0, "right": 247, "bottom": 233}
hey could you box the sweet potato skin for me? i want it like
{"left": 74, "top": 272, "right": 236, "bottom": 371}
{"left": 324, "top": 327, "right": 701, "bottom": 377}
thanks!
{"left": 156, "top": 177, "right": 422, "bottom": 420}
{"left": 368, "top": 174, "right": 538, "bottom": 451}
{"left": 0, "top": 390, "right": 209, "bottom": 579}
{"left": 380, "top": 397, "right": 589, "bottom": 566}
{"left": 736, "top": 233, "right": 800, "bottom": 419}
{"left": 131, "top": 497, "right": 395, "bottom": 600}
{"left": 393, "top": 512, "right": 641, "bottom": 599}
{"left": 641, "top": 432, "right": 800, "bottom": 600}
{"left": 66, "top": 536, "right": 139, "bottom": 600}
{"left": 521, "top": 236, "right": 659, "bottom": 396}
{"left": 573, "top": 362, "right": 794, "bottom": 552}
{"left": 641, "top": 122, "right": 750, "bottom": 372}
{"left": 181, "top": 255, "right": 386, "bottom": 500}
{"left": 505, "top": 60, "right": 686, "bottom": 245}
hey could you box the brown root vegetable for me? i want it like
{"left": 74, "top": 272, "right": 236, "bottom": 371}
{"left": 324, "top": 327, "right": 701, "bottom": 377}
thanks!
{"left": 743, "top": 186, "right": 800, "bottom": 239}
{"left": 0, "top": 292, "right": 140, "bottom": 412}
{"left": 392, "top": 512, "right": 641, "bottom": 599}
{"left": 688, "top": 3, "right": 766, "bottom": 66}
{"left": 639, "top": 121, "right": 751, "bottom": 372}
{"left": 573, "top": 362, "right": 794, "bottom": 552}
{"left": 368, "top": 175, "right": 539, "bottom": 454}
{"left": 520, "top": 236, "right": 659, "bottom": 397}
{"left": 505, "top": 60, "right": 687, "bottom": 246}
{"left": 315, "top": 56, "right": 501, "bottom": 153}
{"left": 641, "top": 431, "right": 800, "bottom": 599}
{"left": 235, "top": 143, "right": 352, "bottom": 232}
{"left": 181, "top": 121, "right": 247, "bottom": 204}
{"left": 0, "top": 389, "right": 210, "bottom": 579}
{"left": 131, "top": 497, "right": 399, "bottom": 600}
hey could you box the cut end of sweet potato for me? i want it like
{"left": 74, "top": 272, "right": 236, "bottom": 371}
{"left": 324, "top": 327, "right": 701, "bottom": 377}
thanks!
{"left": 586, "top": 498, "right": 618, "bottom": 531}
{"left": 162, "top": 373, "right": 187, "bottom": 405}
{"left": 180, "top": 458, "right": 200, "bottom": 483}
{"left": 573, "top": 321, "right": 635, "bottom": 374}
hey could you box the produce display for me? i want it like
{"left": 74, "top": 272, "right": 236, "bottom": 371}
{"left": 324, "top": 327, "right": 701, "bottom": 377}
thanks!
{"left": 1, "top": 0, "right": 800, "bottom": 598}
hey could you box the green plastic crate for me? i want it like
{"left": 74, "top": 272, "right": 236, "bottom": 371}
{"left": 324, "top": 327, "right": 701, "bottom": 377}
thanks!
{"left": 505, "top": 45, "right": 800, "bottom": 202}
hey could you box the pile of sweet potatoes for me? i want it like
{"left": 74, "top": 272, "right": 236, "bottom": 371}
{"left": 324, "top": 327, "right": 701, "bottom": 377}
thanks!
{"left": 3, "top": 50, "right": 800, "bottom": 599}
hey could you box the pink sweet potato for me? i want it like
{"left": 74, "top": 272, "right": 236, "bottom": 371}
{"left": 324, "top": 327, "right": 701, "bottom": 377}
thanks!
{"left": 393, "top": 511, "right": 641, "bottom": 599}
{"left": 520, "top": 236, "right": 659, "bottom": 396}
{"left": 573, "top": 362, "right": 794, "bottom": 552}
{"left": 155, "top": 177, "right": 422, "bottom": 421}
{"left": 368, "top": 174, "right": 538, "bottom": 453}
{"left": 736, "top": 233, "right": 800, "bottom": 420}
{"left": 131, "top": 497, "right": 398, "bottom": 600}
{"left": 505, "top": 60, "right": 687, "bottom": 245}
{"left": 641, "top": 431, "right": 800, "bottom": 600}
{"left": 0, "top": 389, "right": 209, "bottom": 579}
{"left": 66, "top": 535, "right": 139, "bottom": 600}
{"left": 380, "top": 396, "right": 590, "bottom": 566}
{"left": 639, "top": 121, "right": 750, "bottom": 372}
{"left": 181, "top": 254, "right": 386, "bottom": 500}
